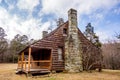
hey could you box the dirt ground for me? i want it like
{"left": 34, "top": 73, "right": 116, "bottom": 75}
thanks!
{"left": 0, "top": 63, "right": 120, "bottom": 80}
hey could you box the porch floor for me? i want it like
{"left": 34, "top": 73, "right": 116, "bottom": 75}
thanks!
{"left": 22, "top": 68, "right": 50, "bottom": 74}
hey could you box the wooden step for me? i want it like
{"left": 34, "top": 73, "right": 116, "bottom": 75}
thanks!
{"left": 28, "top": 69, "right": 50, "bottom": 74}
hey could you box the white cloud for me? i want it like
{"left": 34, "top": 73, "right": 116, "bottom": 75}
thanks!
{"left": 97, "top": 31, "right": 117, "bottom": 43}
{"left": 0, "top": 6, "right": 50, "bottom": 40}
{"left": 0, "top": 0, "right": 120, "bottom": 43}
{"left": 20, "top": 19, "right": 50, "bottom": 39}
{"left": 0, "top": 7, "right": 19, "bottom": 39}
{"left": 0, "top": 0, "right": 55, "bottom": 41}
{"left": 17, "top": 0, "right": 39, "bottom": 11}
{"left": 41, "top": 0, "right": 120, "bottom": 17}
{"left": 40, "top": 0, "right": 120, "bottom": 43}
{"left": 96, "top": 30, "right": 110, "bottom": 43}
{"left": 95, "top": 21, "right": 120, "bottom": 43}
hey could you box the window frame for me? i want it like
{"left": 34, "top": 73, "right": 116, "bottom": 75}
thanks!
{"left": 58, "top": 47, "right": 63, "bottom": 61}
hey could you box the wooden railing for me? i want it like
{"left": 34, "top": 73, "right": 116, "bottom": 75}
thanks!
{"left": 18, "top": 60, "right": 51, "bottom": 71}
{"left": 31, "top": 60, "right": 51, "bottom": 62}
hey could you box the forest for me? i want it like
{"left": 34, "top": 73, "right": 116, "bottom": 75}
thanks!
{"left": 0, "top": 27, "right": 36, "bottom": 63}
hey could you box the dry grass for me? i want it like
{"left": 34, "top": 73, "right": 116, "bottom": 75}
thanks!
{"left": 0, "top": 63, "right": 120, "bottom": 80}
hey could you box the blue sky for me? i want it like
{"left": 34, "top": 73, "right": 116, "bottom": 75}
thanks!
{"left": 0, "top": 0, "right": 120, "bottom": 43}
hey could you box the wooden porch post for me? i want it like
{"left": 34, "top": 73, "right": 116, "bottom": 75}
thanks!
{"left": 17, "top": 56, "right": 20, "bottom": 68}
{"left": 21, "top": 52, "right": 24, "bottom": 69}
{"left": 28, "top": 47, "right": 31, "bottom": 71}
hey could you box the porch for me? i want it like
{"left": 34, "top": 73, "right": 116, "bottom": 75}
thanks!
{"left": 17, "top": 47, "right": 52, "bottom": 74}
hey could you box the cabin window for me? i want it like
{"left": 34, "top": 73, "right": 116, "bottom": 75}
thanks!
{"left": 63, "top": 28, "right": 67, "bottom": 36}
{"left": 58, "top": 47, "right": 63, "bottom": 61}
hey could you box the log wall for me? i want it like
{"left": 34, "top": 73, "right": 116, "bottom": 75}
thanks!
{"left": 31, "top": 22, "right": 68, "bottom": 71}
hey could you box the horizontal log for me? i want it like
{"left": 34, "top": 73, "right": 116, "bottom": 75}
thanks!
{"left": 31, "top": 60, "right": 51, "bottom": 62}
{"left": 22, "top": 60, "right": 51, "bottom": 63}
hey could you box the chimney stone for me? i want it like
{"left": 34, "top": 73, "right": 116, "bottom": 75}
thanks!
{"left": 42, "top": 31, "right": 48, "bottom": 38}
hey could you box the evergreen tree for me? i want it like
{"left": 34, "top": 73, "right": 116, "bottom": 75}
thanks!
{"left": 84, "top": 23, "right": 101, "bottom": 47}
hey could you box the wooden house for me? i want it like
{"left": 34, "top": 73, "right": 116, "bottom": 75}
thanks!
{"left": 17, "top": 9, "right": 102, "bottom": 74}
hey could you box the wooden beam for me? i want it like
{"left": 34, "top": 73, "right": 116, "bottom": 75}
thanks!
{"left": 28, "top": 47, "right": 31, "bottom": 71}
{"left": 25, "top": 61, "right": 26, "bottom": 70}
{"left": 32, "top": 60, "right": 51, "bottom": 62}
{"left": 21, "top": 52, "right": 24, "bottom": 69}
{"left": 23, "top": 60, "right": 51, "bottom": 62}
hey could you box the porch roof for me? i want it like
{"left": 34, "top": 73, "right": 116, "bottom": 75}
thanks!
{"left": 18, "top": 45, "right": 52, "bottom": 55}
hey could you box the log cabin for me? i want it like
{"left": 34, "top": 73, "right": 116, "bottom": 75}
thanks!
{"left": 17, "top": 9, "right": 102, "bottom": 74}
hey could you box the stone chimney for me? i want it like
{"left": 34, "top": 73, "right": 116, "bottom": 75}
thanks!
{"left": 65, "top": 9, "right": 83, "bottom": 72}
{"left": 42, "top": 31, "right": 48, "bottom": 38}
{"left": 68, "top": 9, "right": 78, "bottom": 35}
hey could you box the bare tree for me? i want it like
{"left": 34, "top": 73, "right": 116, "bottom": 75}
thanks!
{"left": 82, "top": 45, "right": 102, "bottom": 71}
{"left": 102, "top": 40, "right": 120, "bottom": 69}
